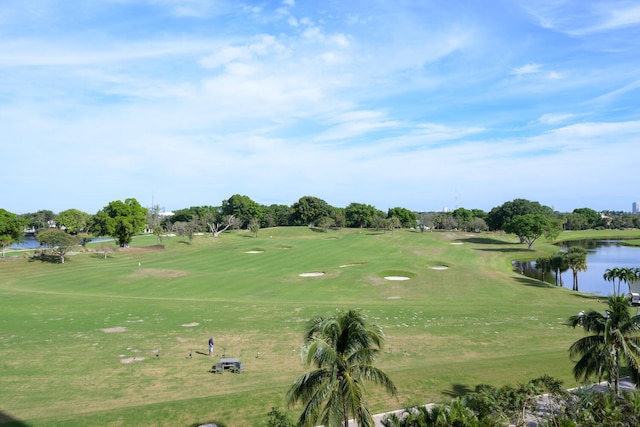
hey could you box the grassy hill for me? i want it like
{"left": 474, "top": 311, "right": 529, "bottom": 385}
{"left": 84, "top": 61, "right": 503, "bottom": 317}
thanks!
{"left": 1, "top": 227, "right": 637, "bottom": 426}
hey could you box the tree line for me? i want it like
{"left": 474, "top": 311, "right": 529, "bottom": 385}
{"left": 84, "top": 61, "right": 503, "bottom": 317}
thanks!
{"left": 1, "top": 196, "right": 639, "bottom": 261}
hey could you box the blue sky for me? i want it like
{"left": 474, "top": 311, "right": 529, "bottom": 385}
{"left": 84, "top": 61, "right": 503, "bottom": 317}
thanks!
{"left": 2, "top": 0, "right": 639, "bottom": 215}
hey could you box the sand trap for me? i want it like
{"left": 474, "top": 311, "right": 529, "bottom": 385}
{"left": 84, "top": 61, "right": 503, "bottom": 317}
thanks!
{"left": 431, "top": 266, "right": 449, "bottom": 270}
{"left": 120, "top": 357, "right": 145, "bottom": 364}
{"left": 182, "top": 322, "right": 199, "bottom": 327}
{"left": 340, "top": 263, "right": 365, "bottom": 268}
{"left": 299, "top": 272, "right": 325, "bottom": 277}
{"left": 384, "top": 276, "right": 410, "bottom": 281}
{"left": 245, "top": 250, "right": 264, "bottom": 254}
{"left": 101, "top": 327, "right": 127, "bottom": 333}
{"left": 450, "top": 242, "right": 464, "bottom": 245}
{"left": 387, "top": 296, "right": 401, "bottom": 299}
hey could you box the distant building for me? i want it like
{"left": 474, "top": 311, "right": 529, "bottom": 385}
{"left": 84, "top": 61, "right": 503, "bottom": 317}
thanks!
{"left": 633, "top": 202, "right": 640, "bottom": 214}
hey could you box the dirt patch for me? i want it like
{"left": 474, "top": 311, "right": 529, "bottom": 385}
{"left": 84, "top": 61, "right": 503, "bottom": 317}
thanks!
{"left": 339, "top": 262, "right": 366, "bottom": 267}
{"left": 182, "top": 322, "right": 199, "bottom": 327}
{"left": 131, "top": 268, "right": 188, "bottom": 278}
{"left": 102, "top": 327, "right": 127, "bottom": 333}
{"left": 120, "top": 357, "right": 145, "bottom": 364}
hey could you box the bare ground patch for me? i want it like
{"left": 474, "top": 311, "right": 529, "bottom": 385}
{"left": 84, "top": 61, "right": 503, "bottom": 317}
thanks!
{"left": 101, "top": 326, "right": 127, "bottom": 333}
{"left": 120, "top": 357, "right": 145, "bottom": 364}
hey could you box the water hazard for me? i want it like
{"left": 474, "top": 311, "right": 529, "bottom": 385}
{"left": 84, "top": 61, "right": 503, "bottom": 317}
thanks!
{"left": 513, "top": 240, "right": 640, "bottom": 296}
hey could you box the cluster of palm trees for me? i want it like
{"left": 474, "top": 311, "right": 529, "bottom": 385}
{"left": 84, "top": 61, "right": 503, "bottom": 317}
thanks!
{"left": 535, "top": 247, "right": 588, "bottom": 291}
{"left": 603, "top": 267, "right": 640, "bottom": 297}
{"left": 283, "top": 286, "right": 640, "bottom": 426}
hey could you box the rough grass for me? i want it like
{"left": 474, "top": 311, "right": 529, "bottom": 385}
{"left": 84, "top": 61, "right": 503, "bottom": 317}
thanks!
{"left": 1, "top": 227, "right": 638, "bottom": 426}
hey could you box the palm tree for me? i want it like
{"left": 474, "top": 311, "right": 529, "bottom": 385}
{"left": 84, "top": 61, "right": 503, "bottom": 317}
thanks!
{"left": 286, "top": 309, "right": 398, "bottom": 427}
{"left": 603, "top": 267, "right": 622, "bottom": 296}
{"left": 619, "top": 267, "right": 638, "bottom": 296}
{"left": 567, "top": 295, "right": 640, "bottom": 395}
{"left": 564, "top": 247, "right": 588, "bottom": 291}
{"left": 549, "top": 253, "right": 568, "bottom": 287}
{"left": 534, "top": 256, "right": 551, "bottom": 283}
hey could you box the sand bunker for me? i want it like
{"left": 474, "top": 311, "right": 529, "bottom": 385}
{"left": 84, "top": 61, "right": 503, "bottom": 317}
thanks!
{"left": 384, "top": 276, "right": 410, "bottom": 281}
{"left": 387, "top": 296, "right": 401, "bottom": 299}
{"left": 101, "top": 327, "right": 127, "bottom": 333}
{"left": 299, "top": 272, "right": 325, "bottom": 277}
{"left": 245, "top": 250, "right": 264, "bottom": 254}
{"left": 450, "top": 242, "right": 464, "bottom": 245}
{"left": 431, "top": 266, "right": 449, "bottom": 270}
{"left": 120, "top": 357, "right": 145, "bottom": 364}
{"left": 182, "top": 322, "right": 199, "bottom": 327}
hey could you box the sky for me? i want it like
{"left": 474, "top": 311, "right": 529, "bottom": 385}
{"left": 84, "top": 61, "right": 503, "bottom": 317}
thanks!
{"left": 1, "top": 0, "right": 639, "bottom": 215}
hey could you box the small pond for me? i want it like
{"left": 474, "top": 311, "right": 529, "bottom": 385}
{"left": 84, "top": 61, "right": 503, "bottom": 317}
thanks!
{"left": 513, "top": 240, "right": 640, "bottom": 296}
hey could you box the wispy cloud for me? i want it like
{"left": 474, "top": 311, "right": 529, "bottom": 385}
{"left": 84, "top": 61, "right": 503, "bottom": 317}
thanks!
{"left": 1, "top": 0, "right": 638, "bottom": 213}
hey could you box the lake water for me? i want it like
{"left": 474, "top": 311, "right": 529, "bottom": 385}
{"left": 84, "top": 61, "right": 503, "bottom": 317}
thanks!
{"left": 9, "top": 235, "right": 111, "bottom": 249}
{"left": 514, "top": 240, "right": 640, "bottom": 296}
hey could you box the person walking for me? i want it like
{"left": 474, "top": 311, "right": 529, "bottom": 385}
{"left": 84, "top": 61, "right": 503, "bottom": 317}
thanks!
{"left": 208, "top": 337, "right": 214, "bottom": 356}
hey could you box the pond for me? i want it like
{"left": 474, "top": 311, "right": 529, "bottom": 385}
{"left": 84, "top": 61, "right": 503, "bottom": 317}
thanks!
{"left": 8, "top": 235, "right": 111, "bottom": 249}
{"left": 513, "top": 240, "right": 640, "bottom": 296}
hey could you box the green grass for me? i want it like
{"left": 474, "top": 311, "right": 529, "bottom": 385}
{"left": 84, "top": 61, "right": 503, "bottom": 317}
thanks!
{"left": 1, "top": 227, "right": 639, "bottom": 426}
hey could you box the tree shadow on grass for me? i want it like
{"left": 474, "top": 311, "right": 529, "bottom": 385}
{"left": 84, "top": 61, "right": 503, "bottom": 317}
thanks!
{"left": 0, "top": 410, "right": 30, "bottom": 427}
{"left": 472, "top": 247, "right": 532, "bottom": 253}
{"left": 460, "top": 237, "right": 514, "bottom": 245}
{"left": 513, "top": 276, "right": 556, "bottom": 289}
{"left": 442, "top": 383, "right": 474, "bottom": 398}
{"left": 189, "top": 420, "right": 227, "bottom": 427}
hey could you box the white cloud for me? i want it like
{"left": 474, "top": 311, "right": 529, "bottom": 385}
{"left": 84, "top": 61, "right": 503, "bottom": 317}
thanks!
{"left": 512, "top": 63, "right": 542, "bottom": 75}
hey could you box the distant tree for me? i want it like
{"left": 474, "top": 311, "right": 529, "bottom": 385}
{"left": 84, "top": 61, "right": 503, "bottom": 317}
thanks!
{"left": 417, "top": 212, "right": 435, "bottom": 232}
{"left": 451, "top": 208, "right": 473, "bottom": 231}
{"left": 221, "top": 194, "right": 263, "bottom": 227}
{"left": 504, "top": 213, "right": 559, "bottom": 250}
{"left": 387, "top": 216, "right": 401, "bottom": 234}
{"left": 605, "top": 267, "right": 640, "bottom": 297}
{"left": 19, "top": 209, "right": 56, "bottom": 230}
{"left": 146, "top": 204, "right": 164, "bottom": 243}
{"left": 333, "top": 209, "right": 346, "bottom": 229}
{"left": 56, "top": 208, "right": 89, "bottom": 234}
{"left": 262, "top": 204, "right": 291, "bottom": 227}
{"left": 249, "top": 217, "right": 260, "bottom": 238}
{"left": 291, "top": 196, "right": 331, "bottom": 226}
{"left": 471, "top": 217, "right": 488, "bottom": 232}
{"left": 487, "top": 199, "right": 554, "bottom": 241}
{"left": 317, "top": 216, "right": 334, "bottom": 233}
{"left": 0, "top": 208, "right": 25, "bottom": 258}
{"left": 371, "top": 214, "right": 387, "bottom": 232}
{"left": 344, "top": 202, "right": 376, "bottom": 228}
{"left": 35, "top": 228, "right": 79, "bottom": 263}
{"left": 387, "top": 207, "right": 417, "bottom": 228}
{"left": 286, "top": 309, "right": 397, "bottom": 427}
{"left": 573, "top": 207, "right": 602, "bottom": 229}
{"left": 564, "top": 247, "right": 588, "bottom": 291}
{"left": 89, "top": 198, "right": 148, "bottom": 247}
{"left": 206, "top": 214, "right": 241, "bottom": 238}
